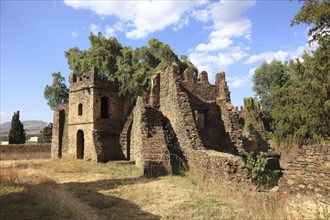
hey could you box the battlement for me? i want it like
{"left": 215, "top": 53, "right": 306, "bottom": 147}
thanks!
{"left": 69, "top": 67, "right": 119, "bottom": 92}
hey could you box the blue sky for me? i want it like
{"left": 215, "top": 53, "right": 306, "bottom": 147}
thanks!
{"left": 1, "top": 0, "right": 313, "bottom": 124}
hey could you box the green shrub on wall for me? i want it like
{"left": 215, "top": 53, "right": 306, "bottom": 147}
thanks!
{"left": 245, "top": 149, "right": 281, "bottom": 187}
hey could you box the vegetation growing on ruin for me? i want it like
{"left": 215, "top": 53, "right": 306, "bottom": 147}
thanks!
{"left": 245, "top": 150, "right": 281, "bottom": 187}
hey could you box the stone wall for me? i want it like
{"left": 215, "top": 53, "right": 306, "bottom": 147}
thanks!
{"left": 51, "top": 104, "right": 68, "bottom": 159}
{"left": 0, "top": 143, "right": 51, "bottom": 160}
{"left": 130, "top": 97, "right": 171, "bottom": 176}
{"left": 279, "top": 145, "right": 330, "bottom": 197}
{"left": 158, "top": 65, "right": 249, "bottom": 183}
{"left": 215, "top": 71, "right": 245, "bottom": 155}
{"left": 52, "top": 67, "right": 132, "bottom": 162}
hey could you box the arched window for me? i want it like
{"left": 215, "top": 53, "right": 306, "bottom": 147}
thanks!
{"left": 101, "top": 97, "right": 109, "bottom": 119}
{"left": 78, "top": 103, "right": 83, "bottom": 116}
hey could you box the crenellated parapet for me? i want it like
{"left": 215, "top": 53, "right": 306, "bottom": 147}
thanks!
{"left": 69, "top": 67, "right": 119, "bottom": 92}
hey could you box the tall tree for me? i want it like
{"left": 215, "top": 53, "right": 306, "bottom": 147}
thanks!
{"left": 8, "top": 111, "right": 26, "bottom": 144}
{"left": 41, "top": 123, "right": 53, "bottom": 143}
{"left": 271, "top": 50, "right": 330, "bottom": 143}
{"left": 291, "top": 0, "right": 330, "bottom": 46}
{"left": 44, "top": 72, "right": 69, "bottom": 110}
{"left": 252, "top": 60, "right": 289, "bottom": 130}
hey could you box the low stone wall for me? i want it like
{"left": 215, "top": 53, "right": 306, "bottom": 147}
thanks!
{"left": 187, "top": 149, "right": 249, "bottom": 183}
{"left": 279, "top": 145, "right": 330, "bottom": 198}
{"left": 0, "top": 143, "right": 51, "bottom": 160}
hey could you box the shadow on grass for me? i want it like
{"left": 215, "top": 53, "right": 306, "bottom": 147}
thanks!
{"left": 0, "top": 177, "right": 160, "bottom": 220}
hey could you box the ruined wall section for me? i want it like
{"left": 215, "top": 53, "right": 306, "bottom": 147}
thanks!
{"left": 51, "top": 104, "right": 68, "bottom": 159}
{"left": 215, "top": 71, "right": 245, "bottom": 155}
{"left": 181, "top": 69, "right": 235, "bottom": 153}
{"left": 158, "top": 65, "right": 249, "bottom": 183}
{"left": 279, "top": 145, "right": 330, "bottom": 197}
{"left": 119, "top": 112, "right": 133, "bottom": 160}
{"left": 131, "top": 97, "right": 171, "bottom": 176}
{"left": 181, "top": 69, "right": 218, "bottom": 101}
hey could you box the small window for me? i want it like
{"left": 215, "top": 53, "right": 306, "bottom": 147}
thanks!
{"left": 195, "top": 110, "right": 205, "bottom": 128}
{"left": 101, "top": 97, "right": 109, "bottom": 119}
{"left": 72, "top": 74, "right": 77, "bottom": 83}
{"left": 78, "top": 103, "right": 83, "bottom": 116}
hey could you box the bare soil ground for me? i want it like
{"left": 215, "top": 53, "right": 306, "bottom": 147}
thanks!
{"left": 0, "top": 159, "right": 328, "bottom": 220}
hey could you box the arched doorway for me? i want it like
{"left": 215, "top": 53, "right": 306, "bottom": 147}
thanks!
{"left": 77, "top": 130, "right": 84, "bottom": 159}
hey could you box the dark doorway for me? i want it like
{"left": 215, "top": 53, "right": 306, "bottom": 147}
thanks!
{"left": 58, "top": 110, "right": 65, "bottom": 158}
{"left": 77, "top": 130, "right": 84, "bottom": 159}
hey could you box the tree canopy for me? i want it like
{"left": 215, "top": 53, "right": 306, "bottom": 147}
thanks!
{"left": 64, "top": 33, "right": 197, "bottom": 100}
{"left": 252, "top": 60, "right": 289, "bottom": 130}
{"left": 8, "top": 111, "right": 26, "bottom": 144}
{"left": 44, "top": 72, "right": 69, "bottom": 110}
{"left": 252, "top": 0, "right": 330, "bottom": 144}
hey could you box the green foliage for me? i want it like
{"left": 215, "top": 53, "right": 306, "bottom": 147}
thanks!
{"left": 41, "top": 123, "right": 53, "bottom": 143}
{"left": 291, "top": 0, "right": 330, "bottom": 46}
{"left": 252, "top": 60, "right": 289, "bottom": 130}
{"left": 251, "top": 1, "right": 330, "bottom": 144}
{"left": 245, "top": 150, "right": 281, "bottom": 187}
{"left": 44, "top": 72, "right": 69, "bottom": 110}
{"left": 65, "top": 33, "right": 122, "bottom": 79}
{"left": 242, "top": 97, "right": 266, "bottom": 138}
{"left": 8, "top": 111, "right": 26, "bottom": 144}
{"left": 271, "top": 50, "right": 329, "bottom": 144}
{"left": 64, "top": 33, "right": 197, "bottom": 101}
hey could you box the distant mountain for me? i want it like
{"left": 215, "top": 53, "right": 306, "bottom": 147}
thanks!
{"left": 0, "top": 120, "right": 49, "bottom": 134}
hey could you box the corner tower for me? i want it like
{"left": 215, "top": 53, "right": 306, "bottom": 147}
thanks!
{"left": 66, "top": 67, "right": 132, "bottom": 161}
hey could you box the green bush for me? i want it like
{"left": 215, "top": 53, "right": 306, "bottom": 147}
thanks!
{"left": 245, "top": 149, "right": 281, "bottom": 188}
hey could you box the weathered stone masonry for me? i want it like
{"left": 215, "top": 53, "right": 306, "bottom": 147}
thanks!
{"left": 52, "top": 68, "right": 132, "bottom": 162}
{"left": 52, "top": 64, "right": 250, "bottom": 182}
{"left": 279, "top": 145, "right": 330, "bottom": 197}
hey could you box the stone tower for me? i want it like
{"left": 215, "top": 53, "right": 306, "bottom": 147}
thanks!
{"left": 52, "top": 67, "right": 132, "bottom": 161}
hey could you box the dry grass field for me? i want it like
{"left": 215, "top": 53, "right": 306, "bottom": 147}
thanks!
{"left": 0, "top": 159, "right": 328, "bottom": 220}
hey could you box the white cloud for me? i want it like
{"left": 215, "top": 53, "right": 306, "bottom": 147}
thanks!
{"left": 189, "top": 46, "right": 248, "bottom": 82}
{"left": 229, "top": 78, "right": 246, "bottom": 88}
{"left": 244, "top": 50, "right": 289, "bottom": 64}
{"left": 105, "top": 25, "right": 115, "bottom": 38}
{"left": 189, "top": 1, "right": 255, "bottom": 75}
{"left": 64, "top": 0, "right": 205, "bottom": 39}
{"left": 227, "top": 67, "right": 257, "bottom": 88}
{"left": 192, "top": 9, "right": 209, "bottom": 23}
{"left": 71, "top": 31, "right": 79, "bottom": 38}
{"left": 244, "top": 42, "right": 317, "bottom": 64}
{"left": 172, "top": 17, "right": 189, "bottom": 31}
{"left": 90, "top": 23, "right": 100, "bottom": 35}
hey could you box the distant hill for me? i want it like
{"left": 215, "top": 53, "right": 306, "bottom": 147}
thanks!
{"left": 0, "top": 120, "right": 49, "bottom": 134}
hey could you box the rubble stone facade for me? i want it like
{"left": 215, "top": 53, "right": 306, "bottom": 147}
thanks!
{"left": 279, "top": 145, "right": 330, "bottom": 197}
{"left": 52, "top": 64, "right": 250, "bottom": 182}
{"left": 52, "top": 68, "right": 132, "bottom": 162}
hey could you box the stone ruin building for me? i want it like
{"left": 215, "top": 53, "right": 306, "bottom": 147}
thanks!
{"left": 52, "top": 64, "right": 256, "bottom": 182}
